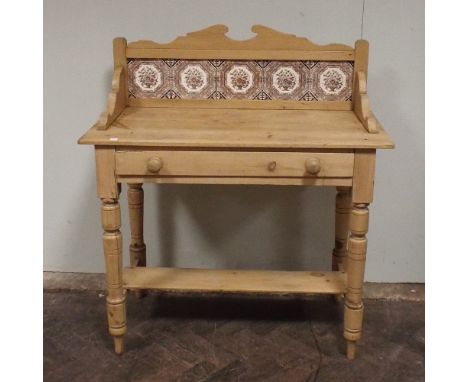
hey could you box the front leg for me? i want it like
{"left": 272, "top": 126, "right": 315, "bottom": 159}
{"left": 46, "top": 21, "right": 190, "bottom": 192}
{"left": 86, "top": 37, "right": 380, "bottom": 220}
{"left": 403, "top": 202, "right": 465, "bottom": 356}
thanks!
{"left": 344, "top": 149, "right": 375, "bottom": 359}
{"left": 101, "top": 198, "right": 126, "bottom": 354}
{"left": 96, "top": 146, "right": 126, "bottom": 354}
{"left": 344, "top": 203, "right": 369, "bottom": 359}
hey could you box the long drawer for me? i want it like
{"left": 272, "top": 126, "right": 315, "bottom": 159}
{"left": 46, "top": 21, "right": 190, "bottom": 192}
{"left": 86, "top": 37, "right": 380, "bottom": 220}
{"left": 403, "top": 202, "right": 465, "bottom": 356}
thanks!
{"left": 115, "top": 150, "right": 354, "bottom": 178}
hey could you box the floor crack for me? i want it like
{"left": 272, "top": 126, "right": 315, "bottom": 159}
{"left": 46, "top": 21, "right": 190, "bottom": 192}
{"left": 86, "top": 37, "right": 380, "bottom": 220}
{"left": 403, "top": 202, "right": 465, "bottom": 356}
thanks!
{"left": 307, "top": 322, "right": 323, "bottom": 382}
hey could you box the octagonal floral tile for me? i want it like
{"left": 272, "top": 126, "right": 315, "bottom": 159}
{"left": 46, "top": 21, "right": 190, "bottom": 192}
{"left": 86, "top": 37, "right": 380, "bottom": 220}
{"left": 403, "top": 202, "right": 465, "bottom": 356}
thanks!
{"left": 173, "top": 60, "right": 216, "bottom": 99}
{"left": 128, "top": 60, "right": 171, "bottom": 98}
{"left": 217, "top": 61, "right": 262, "bottom": 100}
{"left": 310, "top": 61, "right": 353, "bottom": 101}
{"left": 263, "top": 61, "right": 308, "bottom": 100}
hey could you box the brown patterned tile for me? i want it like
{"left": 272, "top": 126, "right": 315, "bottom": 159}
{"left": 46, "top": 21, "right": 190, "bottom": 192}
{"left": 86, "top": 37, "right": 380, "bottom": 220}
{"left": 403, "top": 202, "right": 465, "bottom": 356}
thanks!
{"left": 172, "top": 60, "right": 213, "bottom": 99}
{"left": 311, "top": 61, "right": 354, "bottom": 101}
{"left": 264, "top": 61, "right": 309, "bottom": 100}
{"left": 218, "top": 60, "right": 263, "bottom": 100}
{"left": 127, "top": 59, "right": 354, "bottom": 101}
{"left": 128, "top": 60, "right": 169, "bottom": 99}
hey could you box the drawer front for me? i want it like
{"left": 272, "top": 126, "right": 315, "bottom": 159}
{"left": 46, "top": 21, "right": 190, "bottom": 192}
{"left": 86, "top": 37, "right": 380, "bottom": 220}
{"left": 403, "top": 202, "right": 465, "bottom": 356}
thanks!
{"left": 115, "top": 150, "right": 354, "bottom": 178}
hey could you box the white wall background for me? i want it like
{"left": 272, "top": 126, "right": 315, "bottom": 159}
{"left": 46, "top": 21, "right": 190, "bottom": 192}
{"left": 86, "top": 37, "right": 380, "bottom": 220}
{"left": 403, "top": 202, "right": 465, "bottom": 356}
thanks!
{"left": 44, "top": 0, "right": 424, "bottom": 282}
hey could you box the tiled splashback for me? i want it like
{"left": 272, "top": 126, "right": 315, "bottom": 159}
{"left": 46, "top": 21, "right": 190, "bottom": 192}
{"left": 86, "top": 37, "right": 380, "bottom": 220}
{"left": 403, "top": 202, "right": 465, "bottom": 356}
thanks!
{"left": 128, "top": 59, "right": 354, "bottom": 101}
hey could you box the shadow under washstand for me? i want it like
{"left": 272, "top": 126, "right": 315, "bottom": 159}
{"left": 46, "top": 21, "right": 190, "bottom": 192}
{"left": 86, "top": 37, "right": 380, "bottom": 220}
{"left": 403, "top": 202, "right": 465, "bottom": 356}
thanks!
{"left": 147, "top": 292, "right": 342, "bottom": 323}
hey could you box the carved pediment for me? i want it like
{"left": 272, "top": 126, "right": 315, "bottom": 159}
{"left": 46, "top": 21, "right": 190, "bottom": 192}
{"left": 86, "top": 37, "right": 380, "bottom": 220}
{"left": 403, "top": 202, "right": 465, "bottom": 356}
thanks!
{"left": 127, "top": 24, "right": 353, "bottom": 51}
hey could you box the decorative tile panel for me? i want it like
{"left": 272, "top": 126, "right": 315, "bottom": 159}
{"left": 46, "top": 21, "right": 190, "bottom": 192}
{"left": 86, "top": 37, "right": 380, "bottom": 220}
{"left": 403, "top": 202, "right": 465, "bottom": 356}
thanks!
{"left": 128, "top": 59, "right": 353, "bottom": 101}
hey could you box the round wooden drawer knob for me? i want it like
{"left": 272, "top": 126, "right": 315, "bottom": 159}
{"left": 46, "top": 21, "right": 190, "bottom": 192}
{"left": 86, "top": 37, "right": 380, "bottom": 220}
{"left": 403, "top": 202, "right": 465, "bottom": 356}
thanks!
{"left": 305, "top": 158, "right": 321, "bottom": 174}
{"left": 147, "top": 157, "right": 163, "bottom": 173}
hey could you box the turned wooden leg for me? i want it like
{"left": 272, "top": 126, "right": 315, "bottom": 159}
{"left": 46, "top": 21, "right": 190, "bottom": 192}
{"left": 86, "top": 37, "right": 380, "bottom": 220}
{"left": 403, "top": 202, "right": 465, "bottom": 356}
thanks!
{"left": 127, "top": 183, "right": 147, "bottom": 298}
{"left": 344, "top": 203, "right": 369, "bottom": 359}
{"left": 333, "top": 187, "right": 351, "bottom": 272}
{"left": 101, "top": 198, "right": 126, "bottom": 354}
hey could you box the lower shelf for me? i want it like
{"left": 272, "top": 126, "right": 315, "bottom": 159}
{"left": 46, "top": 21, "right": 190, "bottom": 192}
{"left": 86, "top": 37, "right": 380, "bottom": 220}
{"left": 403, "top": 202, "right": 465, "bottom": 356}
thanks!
{"left": 123, "top": 267, "right": 347, "bottom": 295}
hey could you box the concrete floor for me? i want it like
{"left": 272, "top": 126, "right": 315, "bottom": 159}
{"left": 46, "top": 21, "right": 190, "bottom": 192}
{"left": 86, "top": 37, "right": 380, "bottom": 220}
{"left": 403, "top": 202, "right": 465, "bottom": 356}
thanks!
{"left": 44, "top": 291, "right": 424, "bottom": 381}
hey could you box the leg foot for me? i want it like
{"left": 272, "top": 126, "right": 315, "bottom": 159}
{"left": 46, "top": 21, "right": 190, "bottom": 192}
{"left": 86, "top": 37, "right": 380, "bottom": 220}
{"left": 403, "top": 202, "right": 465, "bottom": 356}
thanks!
{"left": 346, "top": 340, "right": 356, "bottom": 360}
{"left": 114, "top": 336, "right": 124, "bottom": 355}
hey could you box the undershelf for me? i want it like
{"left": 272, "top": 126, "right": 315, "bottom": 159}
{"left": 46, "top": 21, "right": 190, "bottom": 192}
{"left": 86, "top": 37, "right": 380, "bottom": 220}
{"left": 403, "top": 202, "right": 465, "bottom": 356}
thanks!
{"left": 123, "top": 267, "right": 347, "bottom": 295}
